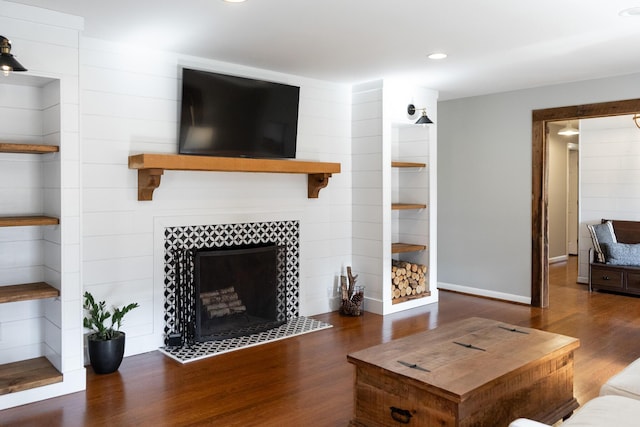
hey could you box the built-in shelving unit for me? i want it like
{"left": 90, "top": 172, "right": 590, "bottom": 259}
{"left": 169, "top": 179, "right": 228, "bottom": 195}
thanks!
{"left": 0, "top": 141, "right": 63, "bottom": 397}
{"left": 128, "top": 153, "right": 341, "bottom": 200}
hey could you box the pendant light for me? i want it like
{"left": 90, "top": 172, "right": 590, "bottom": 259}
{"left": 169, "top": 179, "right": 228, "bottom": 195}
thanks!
{"left": 0, "top": 36, "right": 27, "bottom": 76}
{"left": 558, "top": 120, "right": 579, "bottom": 136}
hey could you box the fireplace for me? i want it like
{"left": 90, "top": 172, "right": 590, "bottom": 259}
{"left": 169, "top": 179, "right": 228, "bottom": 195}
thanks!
{"left": 194, "top": 243, "right": 287, "bottom": 342}
{"left": 163, "top": 220, "right": 300, "bottom": 347}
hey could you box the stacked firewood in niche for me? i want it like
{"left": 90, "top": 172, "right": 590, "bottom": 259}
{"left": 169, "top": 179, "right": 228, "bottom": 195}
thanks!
{"left": 200, "top": 286, "right": 247, "bottom": 318}
{"left": 340, "top": 266, "right": 365, "bottom": 316}
{"left": 392, "top": 260, "right": 428, "bottom": 300}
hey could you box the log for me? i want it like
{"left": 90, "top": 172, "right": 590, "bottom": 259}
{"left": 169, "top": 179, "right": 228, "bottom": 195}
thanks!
{"left": 391, "top": 259, "right": 429, "bottom": 302}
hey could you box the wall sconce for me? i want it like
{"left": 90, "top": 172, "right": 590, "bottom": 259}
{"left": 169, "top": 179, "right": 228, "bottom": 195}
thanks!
{"left": 634, "top": 114, "right": 640, "bottom": 129}
{"left": 558, "top": 120, "right": 579, "bottom": 136}
{"left": 407, "top": 104, "right": 434, "bottom": 125}
{"left": 0, "top": 36, "right": 27, "bottom": 76}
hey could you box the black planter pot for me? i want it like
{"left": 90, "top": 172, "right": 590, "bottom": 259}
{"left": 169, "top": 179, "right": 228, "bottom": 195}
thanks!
{"left": 88, "top": 331, "right": 126, "bottom": 374}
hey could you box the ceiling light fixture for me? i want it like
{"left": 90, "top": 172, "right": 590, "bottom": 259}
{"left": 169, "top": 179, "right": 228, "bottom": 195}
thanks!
{"left": 223, "top": 0, "right": 247, "bottom": 2}
{"left": 0, "top": 36, "right": 27, "bottom": 76}
{"left": 558, "top": 120, "right": 579, "bottom": 136}
{"left": 407, "top": 104, "right": 434, "bottom": 125}
{"left": 633, "top": 114, "right": 640, "bottom": 129}
{"left": 428, "top": 52, "right": 447, "bottom": 60}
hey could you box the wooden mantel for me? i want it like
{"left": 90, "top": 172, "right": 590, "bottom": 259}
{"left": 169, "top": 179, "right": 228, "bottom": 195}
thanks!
{"left": 128, "top": 153, "right": 341, "bottom": 201}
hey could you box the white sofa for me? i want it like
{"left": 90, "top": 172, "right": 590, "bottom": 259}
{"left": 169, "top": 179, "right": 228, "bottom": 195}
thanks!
{"left": 510, "top": 357, "right": 640, "bottom": 427}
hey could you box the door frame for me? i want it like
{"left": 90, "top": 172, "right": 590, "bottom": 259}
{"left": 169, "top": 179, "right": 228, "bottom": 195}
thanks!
{"left": 531, "top": 98, "right": 640, "bottom": 307}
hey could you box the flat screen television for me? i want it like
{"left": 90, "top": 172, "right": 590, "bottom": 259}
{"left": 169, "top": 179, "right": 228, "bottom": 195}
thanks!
{"left": 178, "top": 68, "right": 300, "bottom": 159}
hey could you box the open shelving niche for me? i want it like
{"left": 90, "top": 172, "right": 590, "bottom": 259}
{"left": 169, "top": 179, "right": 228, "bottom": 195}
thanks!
{"left": 0, "top": 142, "right": 63, "bottom": 396}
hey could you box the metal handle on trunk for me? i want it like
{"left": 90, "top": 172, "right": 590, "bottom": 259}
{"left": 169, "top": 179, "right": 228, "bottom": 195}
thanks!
{"left": 390, "top": 406, "right": 412, "bottom": 424}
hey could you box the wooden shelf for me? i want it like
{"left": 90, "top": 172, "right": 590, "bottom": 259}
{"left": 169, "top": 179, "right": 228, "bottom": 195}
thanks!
{"left": 0, "top": 216, "right": 60, "bottom": 227}
{"left": 0, "top": 357, "right": 63, "bottom": 395}
{"left": 128, "top": 153, "right": 341, "bottom": 200}
{"left": 392, "top": 243, "right": 427, "bottom": 254}
{"left": 0, "top": 282, "right": 60, "bottom": 304}
{"left": 392, "top": 203, "right": 427, "bottom": 210}
{"left": 392, "top": 161, "right": 426, "bottom": 168}
{"left": 0, "top": 143, "right": 59, "bottom": 154}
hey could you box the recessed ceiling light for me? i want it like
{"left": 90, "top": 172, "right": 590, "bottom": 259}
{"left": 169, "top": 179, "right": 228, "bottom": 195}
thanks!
{"left": 619, "top": 7, "right": 640, "bottom": 16}
{"left": 427, "top": 52, "right": 447, "bottom": 60}
{"left": 224, "top": 0, "right": 246, "bottom": 3}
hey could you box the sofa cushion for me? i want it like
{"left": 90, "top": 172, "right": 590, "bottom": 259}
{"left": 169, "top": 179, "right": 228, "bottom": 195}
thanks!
{"left": 587, "top": 221, "right": 617, "bottom": 263}
{"left": 562, "top": 395, "right": 640, "bottom": 426}
{"left": 602, "top": 242, "right": 640, "bottom": 266}
{"left": 600, "top": 357, "right": 640, "bottom": 399}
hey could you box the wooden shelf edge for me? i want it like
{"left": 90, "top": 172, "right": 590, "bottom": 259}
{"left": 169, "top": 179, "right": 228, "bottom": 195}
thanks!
{"left": 0, "top": 282, "right": 60, "bottom": 304}
{"left": 0, "top": 216, "right": 60, "bottom": 227}
{"left": 392, "top": 291, "right": 433, "bottom": 305}
{"left": 392, "top": 203, "right": 427, "bottom": 210}
{"left": 129, "top": 153, "right": 341, "bottom": 200}
{"left": 0, "top": 143, "right": 59, "bottom": 154}
{"left": 392, "top": 161, "right": 426, "bottom": 168}
{"left": 0, "top": 357, "right": 63, "bottom": 395}
{"left": 392, "top": 243, "right": 427, "bottom": 254}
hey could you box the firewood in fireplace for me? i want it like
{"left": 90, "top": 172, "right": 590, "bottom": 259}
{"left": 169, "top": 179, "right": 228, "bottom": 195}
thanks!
{"left": 200, "top": 286, "right": 247, "bottom": 318}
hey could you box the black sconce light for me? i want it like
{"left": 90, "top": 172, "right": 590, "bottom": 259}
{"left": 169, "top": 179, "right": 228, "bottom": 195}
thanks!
{"left": 1, "top": 36, "right": 27, "bottom": 76}
{"left": 407, "top": 104, "right": 433, "bottom": 125}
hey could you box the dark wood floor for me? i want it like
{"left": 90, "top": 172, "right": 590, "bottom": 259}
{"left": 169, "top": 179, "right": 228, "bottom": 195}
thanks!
{"left": 3, "top": 256, "right": 640, "bottom": 426}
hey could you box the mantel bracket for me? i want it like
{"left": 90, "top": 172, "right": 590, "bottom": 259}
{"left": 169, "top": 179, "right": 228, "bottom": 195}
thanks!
{"left": 308, "top": 173, "right": 332, "bottom": 198}
{"left": 138, "top": 168, "right": 164, "bottom": 201}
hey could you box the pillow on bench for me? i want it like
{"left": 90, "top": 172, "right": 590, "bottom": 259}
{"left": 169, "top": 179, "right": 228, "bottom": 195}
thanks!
{"left": 587, "top": 221, "right": 617, "bottom": 263}
{"left": 602, "top": 242, "right": 640, "bottom": 267}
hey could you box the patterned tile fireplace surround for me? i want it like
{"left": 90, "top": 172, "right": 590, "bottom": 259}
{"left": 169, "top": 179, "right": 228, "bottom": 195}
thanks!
{"left": 159, "top": 219, "right": 331, "bottom": 363}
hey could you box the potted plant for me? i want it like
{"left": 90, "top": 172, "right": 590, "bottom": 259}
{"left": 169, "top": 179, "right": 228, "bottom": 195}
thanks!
{"left": 83, "top": 291, "right": 139, "bottom": 374}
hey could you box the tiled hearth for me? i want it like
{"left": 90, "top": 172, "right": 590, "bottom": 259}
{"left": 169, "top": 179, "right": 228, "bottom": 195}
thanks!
{"left": 159, "top": 219, "right": 331, "bottom": 362}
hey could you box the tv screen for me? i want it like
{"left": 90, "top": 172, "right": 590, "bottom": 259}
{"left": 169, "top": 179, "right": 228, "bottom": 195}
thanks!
{"left": 178, "top": 68, "right": 299, "bottom": 159}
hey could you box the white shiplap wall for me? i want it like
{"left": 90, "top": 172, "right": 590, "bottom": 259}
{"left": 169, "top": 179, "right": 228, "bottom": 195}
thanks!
{"left": 80, "top": 37, "right": 352, "bottom": 355}
{"left": 578, "top": 115, "right": 640, "bottom": 281}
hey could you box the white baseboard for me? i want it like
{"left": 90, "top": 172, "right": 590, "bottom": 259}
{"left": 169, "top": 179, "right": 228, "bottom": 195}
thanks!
{"left": 549, "top": 255, "right": 568, "bottom": 264}
{"left": 437, "top": 282, "right": 531, "bottom": 305}
{"left": 577, "top": 276, "right": 588, "bottom": 284}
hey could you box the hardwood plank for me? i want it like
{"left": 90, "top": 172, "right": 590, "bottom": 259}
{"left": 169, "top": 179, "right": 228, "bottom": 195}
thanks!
{"left": 0, "top": 357, "right": 62, "bottom": 396}
{"left": 392, "top": 203, "right": 427, "bottom": 210}
{"left": 0, "top": 216, "right": 60, "bottom": 227}
{"left": 392, "top": 242, "right": 427, "bottom": 253}
{"left": 2, "top": 257, "right": 640, "bottom": 426}
{"left": 0, "top": 143, "right": 59, "bottom": 154}
{"left": 392, "top": 161, "right": 426, "bottom": 168}
{"left": 0, "top": 282, "right": 60, "bottom": 304}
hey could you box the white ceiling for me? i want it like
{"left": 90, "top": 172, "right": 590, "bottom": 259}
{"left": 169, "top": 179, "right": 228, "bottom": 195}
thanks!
{"left": 7, "top": 0, "right": 640, "bottom": 100}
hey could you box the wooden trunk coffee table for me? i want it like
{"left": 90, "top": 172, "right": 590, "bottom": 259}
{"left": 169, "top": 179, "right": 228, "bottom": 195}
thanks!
{"left": 347, "top": 317, "right": 580, "bottom": 427}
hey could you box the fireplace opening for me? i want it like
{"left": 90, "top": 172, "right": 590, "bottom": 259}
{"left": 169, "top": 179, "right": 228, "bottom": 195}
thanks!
{"left": 194, "top": 243, "right": 287, "bottom": 342}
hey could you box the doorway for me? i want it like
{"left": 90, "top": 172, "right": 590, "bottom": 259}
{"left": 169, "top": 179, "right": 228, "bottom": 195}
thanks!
{"left": 531, "top": 98, "right": 640, "bottom": 307}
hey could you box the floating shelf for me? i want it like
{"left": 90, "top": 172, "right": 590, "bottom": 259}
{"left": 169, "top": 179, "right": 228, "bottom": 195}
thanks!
{"left": 0, "top": 216, "right": 60, "bottom": 227}
{"left": 392, "top": 243, "right": 427, "bottom": 254}
{"left": 0, "top": 143, "right": 59, "bottom": 154}
{"left": 128, "top": 153, "right": 341, "bottom": 201}
{"left": 0, "top": 282, "right": 60, "bottom": 304}
{"left": 392, "top": 161, "right": 426, "bottom": 168}
{"left": 392, "top": 203, "right": 427, "bottom": 210}
{"left": 0, "top": 357, "right": 63, "bottom": 396}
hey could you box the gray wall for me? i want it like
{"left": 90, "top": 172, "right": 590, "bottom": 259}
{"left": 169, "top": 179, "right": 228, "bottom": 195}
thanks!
{"left": 437, "top": 72, "right": 640, "bottom": 301}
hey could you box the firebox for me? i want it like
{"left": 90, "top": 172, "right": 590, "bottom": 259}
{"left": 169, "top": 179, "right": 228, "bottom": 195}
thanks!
{"left": 193, "top": 243, "right": 287, "bottom": 342}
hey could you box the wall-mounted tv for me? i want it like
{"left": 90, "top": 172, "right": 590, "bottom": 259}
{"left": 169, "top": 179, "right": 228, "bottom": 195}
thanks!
{"left": 178, "top": 68, "right": 300, "bottom": 159}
